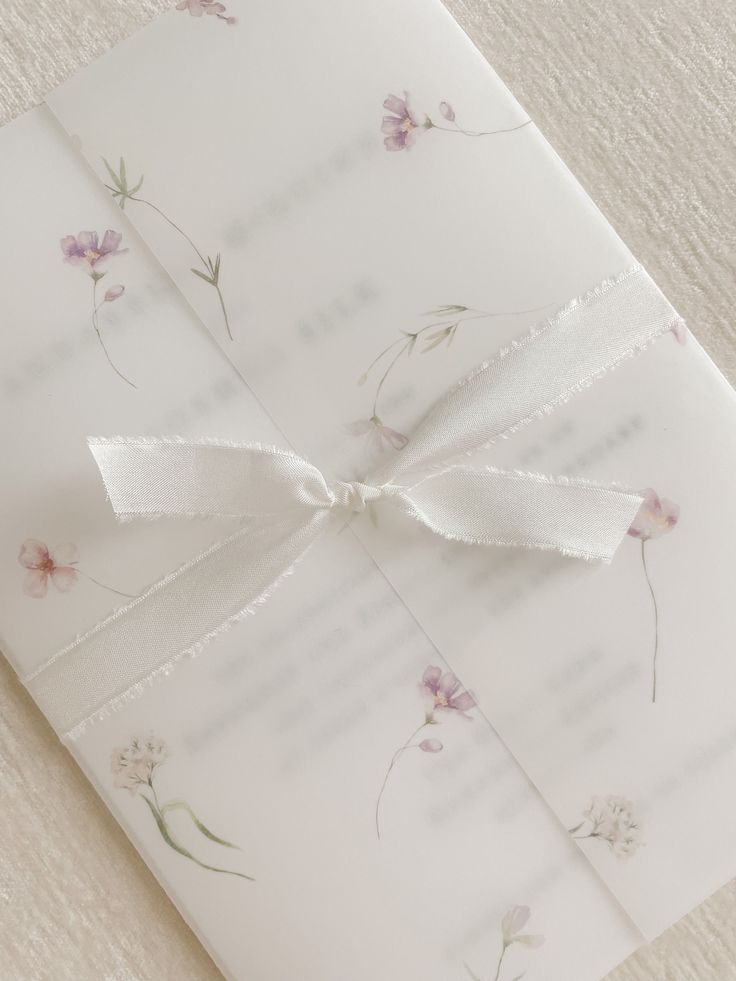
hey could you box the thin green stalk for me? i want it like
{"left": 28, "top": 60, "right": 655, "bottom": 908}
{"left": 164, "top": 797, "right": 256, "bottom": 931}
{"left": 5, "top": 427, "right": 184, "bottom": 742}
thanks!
{"left": 375, "top": 721, "right": 430, "bottom": 839}
{"left": 91, "top": 278, "right": 136, "bottom": 388}
{"left": 641, "top": 540, "right": 660, "bottom": 702}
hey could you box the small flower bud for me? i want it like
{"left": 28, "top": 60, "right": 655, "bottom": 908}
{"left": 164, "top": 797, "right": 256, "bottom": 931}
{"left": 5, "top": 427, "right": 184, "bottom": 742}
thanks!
{"left": 419, "top": 738, "right": 443, "bottom": 753}
{"left": 104, "top": 285, "right": 125, "bottom": 302}
{"left": 439, "top": 102, "right": 455, "bottom": 122}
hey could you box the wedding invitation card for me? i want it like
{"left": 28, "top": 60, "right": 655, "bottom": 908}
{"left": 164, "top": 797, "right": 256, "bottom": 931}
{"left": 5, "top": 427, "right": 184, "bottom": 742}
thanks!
{"left": 1, "top": 1, "right": 735, "bottom": 978}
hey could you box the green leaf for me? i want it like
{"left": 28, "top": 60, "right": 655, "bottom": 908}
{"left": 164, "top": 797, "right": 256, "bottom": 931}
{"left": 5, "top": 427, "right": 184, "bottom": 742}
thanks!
{"left": 161, "top": 799, "right": 240, "bottom": 850}
{"left": 140, "top": 795, "right": 254, "bottom": 880}
{"left": 406, "top": 334, "right": 417, "bottom": 355}
{"left": 421, "top": 327, "right": 452, "bottom": 352}
{"left": 102, "top": 157, "right": 123, "bottom": 191}
{"left": 424, "top": 304, "right": 467, "bottom": 316}
{"left": 119, "top": 156, "right": 126, "bottom": 185}
{"left": 191, "top": 268, "right": 214, "bottom": 284}
{"left": 129, "top": 175, "right": 144, "bottom": 196}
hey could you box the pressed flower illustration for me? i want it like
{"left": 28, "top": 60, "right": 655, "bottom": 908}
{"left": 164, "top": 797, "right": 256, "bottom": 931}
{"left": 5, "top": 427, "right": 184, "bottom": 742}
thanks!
{"left": 176, "top": 0, "right": 236, "bottom": 24}
{"left": 354, "top": 302, "right": 546, "bottom": 436}
{"left": 374, "top": 665, "right": 475, "bottom": 838}
{"left": 102, "top": 157, "right": 233, "bottom": 340}
{"left": 18, "top": 539, "right": 136, "bottom": 600}
{"left": 345, "top": 416, "right": 408, "bottom": 452}
{"left": 627, "top": 488, "right": 680, "bottom": 702}
{"left": 465, "top": 906, "right": 544, "bottom": 981}
{"left": 111, "top": 733, "right": 253, "bottom": 880}
{"left": 60, "top": 229, "right": 134, "bottom": 387}
{"left": 382, "top": 92, "right": 531, "bottom": 152}
{"left": 568, "top": 795, "right": 642, "bottom": 859}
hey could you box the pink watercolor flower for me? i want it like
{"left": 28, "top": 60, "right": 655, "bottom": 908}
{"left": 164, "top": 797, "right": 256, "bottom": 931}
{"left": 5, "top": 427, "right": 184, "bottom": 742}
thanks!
{"left": 382, "top": 92, "right": 427, "bottom": 151}
{"left": 176, "top": 0, "right": 236, "bottom": 23}
{"left": 419, "top": 738, "right": 443, "bottom": 753}
{"left": 671, "top": 318, "right": 688, "bottom": 344}
{"left": 18, "top": 539, "right": 78, "bottom": 598}
{"left": 439, "top": 101, "right": 455, "bottom": 122}
{"left": 110, "top": 733, "right": 169, "bottom": 795}
{"left": 60, "top": 230, "right": 127, "bottom": 276}
{"left": 346, "top": 416, "right": 408, "bottom": 451}
{"left": 627, "top": 488, "right": 680, "bottom": 541}
{"left": 420, "top": 665, "right": 476, "bottom": 720}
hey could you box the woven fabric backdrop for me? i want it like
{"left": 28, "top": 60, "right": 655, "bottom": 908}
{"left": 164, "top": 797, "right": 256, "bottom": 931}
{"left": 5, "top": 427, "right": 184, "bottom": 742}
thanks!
{"left": 1, "top": 1, "right": 735, "bottom": 978}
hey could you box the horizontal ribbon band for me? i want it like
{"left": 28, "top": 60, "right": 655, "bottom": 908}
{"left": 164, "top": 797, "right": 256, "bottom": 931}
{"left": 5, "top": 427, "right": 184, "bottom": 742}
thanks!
{"left": 24, "top": 264, "right": 683, "bottom": 738}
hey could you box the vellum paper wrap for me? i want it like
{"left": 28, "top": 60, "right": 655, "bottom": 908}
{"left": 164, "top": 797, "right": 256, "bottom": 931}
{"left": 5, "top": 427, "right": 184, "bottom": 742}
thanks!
{"left": 1, "top": 1, "right": 736, "bottom": 979}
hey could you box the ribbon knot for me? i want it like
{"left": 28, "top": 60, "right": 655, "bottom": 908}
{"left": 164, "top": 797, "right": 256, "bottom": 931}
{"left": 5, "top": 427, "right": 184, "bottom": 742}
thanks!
{"left": 330, "top": 480, "right": 389, "bottom": 513}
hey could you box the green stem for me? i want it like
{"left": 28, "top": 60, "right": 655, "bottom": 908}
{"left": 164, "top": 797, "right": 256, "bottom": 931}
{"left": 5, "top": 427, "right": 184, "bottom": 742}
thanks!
{"left": 129, "top": 195, "right": 208, "bottom": 267}
{"left": 214, "top": 281, "right": 233, "bottom": 341}
{"left": 76, "top": 568, "right": 138, "bottom": 599}
{"left": 493, "top": 945, "right": 507, "bottom": 981}
{"left": 375, "top": 721, "right": 430, "bottom": 839}
{"left": 430, "top": 119, "right": 532, "bottom": 138}
{"left": 641, "top": 540, "right": 660, "bottom": 703}
{"left": 128, "top": 194, "right": 233, "bottom": 340}
{"left": 372, "top": 338, "right": 412, "bottom": 416}
{"left": 91, "top": 279, "right": 136, "bottom": 388}
{"left": 365, "top": 304, "right": 549, "bottom": 418}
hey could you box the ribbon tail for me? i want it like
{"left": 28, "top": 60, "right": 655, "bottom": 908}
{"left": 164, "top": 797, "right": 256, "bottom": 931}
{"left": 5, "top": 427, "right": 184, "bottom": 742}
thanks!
{"left": 25, "top": 510, "right": 333, "bottom": 739}
{"left": 396, "top": 467, "right": 643, "bottom": 562}
{"left": 88, "top": 437, "right": 334, "bottom": 519}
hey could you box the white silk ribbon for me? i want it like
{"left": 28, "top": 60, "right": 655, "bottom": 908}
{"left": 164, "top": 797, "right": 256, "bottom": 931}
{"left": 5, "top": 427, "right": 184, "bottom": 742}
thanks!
{"left": 25, "top": 264, "right": 683, "bottom": 738}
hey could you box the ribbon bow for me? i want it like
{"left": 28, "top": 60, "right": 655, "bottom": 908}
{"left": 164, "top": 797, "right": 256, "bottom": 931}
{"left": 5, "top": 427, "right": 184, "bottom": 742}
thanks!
{"left": 25, "top": 265, "right": 682, "bottom": 738}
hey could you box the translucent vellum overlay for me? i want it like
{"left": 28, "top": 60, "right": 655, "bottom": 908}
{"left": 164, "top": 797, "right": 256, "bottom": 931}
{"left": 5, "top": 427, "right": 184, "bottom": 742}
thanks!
{"left": 23, "top": 265, "right": 683, "bottom": 740}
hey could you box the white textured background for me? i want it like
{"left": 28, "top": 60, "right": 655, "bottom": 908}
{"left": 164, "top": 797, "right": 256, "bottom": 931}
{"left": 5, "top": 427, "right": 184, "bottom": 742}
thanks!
{"left": 1, "top": 1, "right": 735, "bottom": 978}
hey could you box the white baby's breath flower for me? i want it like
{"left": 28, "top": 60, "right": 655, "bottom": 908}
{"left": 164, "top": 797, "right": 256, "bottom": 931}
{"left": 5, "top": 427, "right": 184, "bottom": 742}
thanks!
{"left": 579, "top": 794, "right": 642, "bottom": 858}
{"left": 110, "top": 732, "right": 169, "bottom": 795}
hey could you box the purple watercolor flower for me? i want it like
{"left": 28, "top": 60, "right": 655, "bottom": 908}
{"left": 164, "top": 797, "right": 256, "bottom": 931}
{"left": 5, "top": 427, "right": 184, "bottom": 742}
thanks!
{"left": 60, "top": 230, "right": 127, "bottom": 277}
{"left": 439, "top": 101, "right": 455, "bottom": 122}
{"left": 375, "top": 664, "right": 476, "bottom": 838}
{"left": 420, "top": 665, "right": 476, "bottom": 720}
{"left": 382, "top": 92, "right": 427, "bottom": 151}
